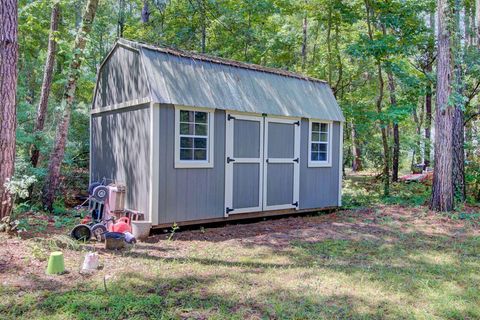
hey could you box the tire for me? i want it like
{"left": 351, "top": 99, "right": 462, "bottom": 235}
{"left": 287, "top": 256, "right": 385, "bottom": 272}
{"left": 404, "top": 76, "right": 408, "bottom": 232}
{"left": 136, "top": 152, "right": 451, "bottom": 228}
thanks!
{"left": 91, "top": 223, "right": 107, "bottom": 241}
{"left": 88, "top": 182, "right": 101, "bottom": 195}
{"left": 71, "top": 224, "right": 92, "bottom": 241}
{"left": 93, "top": 186, "right": 108, "bottom": 202}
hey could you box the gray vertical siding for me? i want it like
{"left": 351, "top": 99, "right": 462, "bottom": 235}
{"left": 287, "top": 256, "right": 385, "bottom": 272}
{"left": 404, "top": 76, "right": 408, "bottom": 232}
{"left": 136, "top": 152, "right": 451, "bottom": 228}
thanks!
{"left": 299, "top": 120, "right": 341, "bottom": 209}
{"left": 156, "top": 105, "right": 225, "bottom": 224}
{"left": 94, "top": 45, "right": 150, "bottom": 109}
{"left": 91, "top": 104, "right": 151, "bottom": 216}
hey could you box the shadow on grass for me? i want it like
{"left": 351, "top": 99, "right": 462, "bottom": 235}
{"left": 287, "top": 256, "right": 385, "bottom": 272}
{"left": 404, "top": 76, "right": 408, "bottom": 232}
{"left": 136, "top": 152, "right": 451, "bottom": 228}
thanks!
{"left": 2, "top": 272, "right": 417, "bottom": 320}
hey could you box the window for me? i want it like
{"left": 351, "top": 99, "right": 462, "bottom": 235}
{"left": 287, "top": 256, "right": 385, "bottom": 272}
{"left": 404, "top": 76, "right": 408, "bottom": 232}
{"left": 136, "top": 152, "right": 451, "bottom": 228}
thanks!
{"left": 308, "top": 120, "right": 332, "bottom": 167}
{"left": 175, "top": 107, "right": 214, "bottom": 168}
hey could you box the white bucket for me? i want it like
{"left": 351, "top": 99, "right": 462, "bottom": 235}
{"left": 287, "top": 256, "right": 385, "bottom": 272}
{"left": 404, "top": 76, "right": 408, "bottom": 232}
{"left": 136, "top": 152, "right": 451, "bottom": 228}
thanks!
{"left": 131, "top": 221, "right": 152, "bottom": 241}
{"left": 81, "top": 252, "right": 99, "bottom": 273}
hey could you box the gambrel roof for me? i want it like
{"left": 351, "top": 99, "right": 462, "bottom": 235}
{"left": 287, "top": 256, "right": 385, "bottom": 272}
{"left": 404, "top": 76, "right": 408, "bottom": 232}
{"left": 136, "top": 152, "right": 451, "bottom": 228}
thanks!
{"left": 93, "top": 38, "right": 345, "bottom": 122}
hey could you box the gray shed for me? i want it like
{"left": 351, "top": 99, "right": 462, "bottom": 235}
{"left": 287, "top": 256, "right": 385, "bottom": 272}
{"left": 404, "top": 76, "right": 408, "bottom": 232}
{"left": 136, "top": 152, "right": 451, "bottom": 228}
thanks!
{"left": 91, "top": 39, "right": 345, "bottom": 228}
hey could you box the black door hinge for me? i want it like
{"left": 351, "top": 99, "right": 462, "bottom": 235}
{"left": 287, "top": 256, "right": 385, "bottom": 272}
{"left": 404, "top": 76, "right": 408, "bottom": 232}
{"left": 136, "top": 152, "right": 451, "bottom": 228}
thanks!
{"left": 292, "top": 201, "right": 299, "bottom": 207}
{"left": 228, "top": 114, "right": 236, "bottom": 121}
{"left": 293, "top": 158, "right": 299, "bottom": 163}
{"left": 226, "top": 207, "right": 234, "bottom": 214}
{"left": 265, "top": 158, "right": 269, "bottom": 163}
{"left": 294, "top": 121, "right": 300, "bottom": 126}
{"left": 227, "top": 157, "right": 235, "bottom": 163}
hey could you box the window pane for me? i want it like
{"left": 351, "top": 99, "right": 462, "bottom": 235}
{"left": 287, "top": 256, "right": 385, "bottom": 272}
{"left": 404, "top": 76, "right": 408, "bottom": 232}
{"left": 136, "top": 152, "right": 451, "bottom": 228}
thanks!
{"left": 319, "top": 143, "right": 327, "bottom": 152}
{"left": 319, "top": 132, "right": 328, "bottom": 142}
{"left": 195, "top": 124, "right": 207, "bottom": 136}
{"left": 194, "top": 149, "right": 207, "bottom": 160}
{"left": 311, "top": 132, "right": 320, "bottom": 141}
{"left": 195, "top": 111, "right": 208, "bottom": 124}
{"left": 180, "top": 110, "right": 193, "bottom": 122}
{"left": 320, "top": 123, "right": 328, "bottom": 132}
{"left": 312, "top": 143, "right": 319, "bottom": 152}
{"left": 318, "top": 152, "right": 327, "bottom": 161}
{"left": 194, "top": 138, "right": 207, "bottom": 149}
{"left": 180, "top": 137, "right": 193, "bottom": 148}
{"left": 312, "top": 122, "right": 320, "bottom": 132}
{"left": 180, "top": 148, "right": 193, "bottom": 160}
{"left": 180, "top": 123, "right": 194, "bottom": 135}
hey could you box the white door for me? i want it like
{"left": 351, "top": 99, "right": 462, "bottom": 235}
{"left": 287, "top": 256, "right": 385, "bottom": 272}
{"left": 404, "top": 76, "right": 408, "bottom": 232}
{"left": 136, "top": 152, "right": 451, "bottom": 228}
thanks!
{"left": 225, "top": 113, "right": 264, "bottom": 215}
{"left": 225, "top": 114, "right": 300, "bottom": 215}
{"left": 263, "top": 117, "right": 300, "bottom": 211}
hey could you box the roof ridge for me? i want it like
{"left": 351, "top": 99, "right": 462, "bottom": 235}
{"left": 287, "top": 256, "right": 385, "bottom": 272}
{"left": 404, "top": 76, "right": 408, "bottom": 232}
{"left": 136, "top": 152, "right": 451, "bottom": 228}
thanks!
{"left": 117, "top": 38, "right": 327, "bottom": 84}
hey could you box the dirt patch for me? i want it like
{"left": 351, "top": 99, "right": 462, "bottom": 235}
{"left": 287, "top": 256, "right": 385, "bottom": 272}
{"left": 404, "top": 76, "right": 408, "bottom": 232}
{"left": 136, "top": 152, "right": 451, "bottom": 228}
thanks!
{"left": 0, "top": 205, "right": 478, "bottom": 293}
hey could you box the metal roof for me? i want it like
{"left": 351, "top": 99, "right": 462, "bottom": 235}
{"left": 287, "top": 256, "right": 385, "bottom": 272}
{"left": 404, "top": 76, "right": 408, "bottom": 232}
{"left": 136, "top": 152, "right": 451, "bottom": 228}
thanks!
{"left": 117, "top": 39, "right": 344, "bottom": 121}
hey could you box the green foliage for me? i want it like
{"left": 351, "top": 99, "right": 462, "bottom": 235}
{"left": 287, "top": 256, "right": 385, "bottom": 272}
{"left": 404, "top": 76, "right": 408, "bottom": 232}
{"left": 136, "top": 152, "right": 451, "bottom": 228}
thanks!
{"left": 13, "top": 0, "right": 480, "bottom": 211}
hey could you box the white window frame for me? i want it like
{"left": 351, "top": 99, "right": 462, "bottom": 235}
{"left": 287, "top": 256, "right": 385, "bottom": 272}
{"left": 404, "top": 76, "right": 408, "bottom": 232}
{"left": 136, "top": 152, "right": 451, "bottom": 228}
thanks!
{"left": 174, "top": 106, "right": 215, "bottom": 168}
{"left": 308, "top": 119, "right": 333, "bottom": 168}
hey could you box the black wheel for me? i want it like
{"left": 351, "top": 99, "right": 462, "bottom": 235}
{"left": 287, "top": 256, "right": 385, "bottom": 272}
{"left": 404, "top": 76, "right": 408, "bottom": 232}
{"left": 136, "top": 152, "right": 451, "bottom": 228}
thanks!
{"left": 88, "top": 182, "right": 101, "bottom": 195}
{"left": 93, "top": 186, "right": 108, "bottom": 202}
{"left": 71, "top": 224, "right": 92, "bottom": 241}
{"left": 91, "top": 223, "right": 107, "bottom": 241}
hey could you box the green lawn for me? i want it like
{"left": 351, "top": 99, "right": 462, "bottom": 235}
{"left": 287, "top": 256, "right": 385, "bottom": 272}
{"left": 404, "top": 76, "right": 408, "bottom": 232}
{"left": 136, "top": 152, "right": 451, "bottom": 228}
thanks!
{"left": 1, "top": 178, "right": 480, "bottom": 319}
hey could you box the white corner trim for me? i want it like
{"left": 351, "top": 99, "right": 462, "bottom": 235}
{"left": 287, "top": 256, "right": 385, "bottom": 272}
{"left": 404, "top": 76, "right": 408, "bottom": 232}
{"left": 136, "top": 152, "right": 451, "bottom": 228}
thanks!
{"left": 174, "top": 106, "right": 215, "bottom": 169}
{"left": 149, "top": 102, "right": 160, "bottom": 224}
{"left": 90, "top": 98, "right": 152, "bottom": 115}
{"left": 338, "top": 122, "right": 344, "bottom": 206}
{"left": 307, "top": 119, "right": 333, "bottom": 168}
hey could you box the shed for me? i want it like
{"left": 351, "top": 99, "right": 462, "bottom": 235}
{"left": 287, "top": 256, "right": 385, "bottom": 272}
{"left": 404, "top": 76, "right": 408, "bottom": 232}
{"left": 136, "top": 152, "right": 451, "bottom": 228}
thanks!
{"left": 91, "top": 39, "right": 345, "bottom": 228}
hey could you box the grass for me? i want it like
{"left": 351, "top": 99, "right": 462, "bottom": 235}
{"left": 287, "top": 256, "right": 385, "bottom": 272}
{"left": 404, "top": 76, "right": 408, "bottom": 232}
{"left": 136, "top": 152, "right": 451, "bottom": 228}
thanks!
{"left": 2, "top": 175, "right": 480, "bottom": 319}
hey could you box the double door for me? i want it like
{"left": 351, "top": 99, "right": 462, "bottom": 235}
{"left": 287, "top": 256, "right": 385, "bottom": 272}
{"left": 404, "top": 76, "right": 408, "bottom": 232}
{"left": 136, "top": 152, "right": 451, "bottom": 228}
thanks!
{"left": 225, "top": 113, "right": 300, "bottom": 215}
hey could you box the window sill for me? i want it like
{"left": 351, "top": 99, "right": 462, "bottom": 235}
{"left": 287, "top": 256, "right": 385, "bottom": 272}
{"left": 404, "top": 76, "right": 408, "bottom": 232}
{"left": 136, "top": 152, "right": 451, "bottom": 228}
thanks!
{"left": 174, "top": 161, "right": 214, "bottom": 169}
{"left": 308, "top": 161, "right": 332, "bottom": 168}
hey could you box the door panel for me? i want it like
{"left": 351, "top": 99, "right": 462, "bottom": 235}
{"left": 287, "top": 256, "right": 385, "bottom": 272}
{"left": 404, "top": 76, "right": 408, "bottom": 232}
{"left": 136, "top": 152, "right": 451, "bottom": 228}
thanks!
{"left": 267, "top": 123, "right": 295, "bottom": 158}
{"left": 234, "top": 119, "right": 261, "bottom": 158}
{"left": 263, "top": 117, "right": 300, "bottom": 211}
{"left": 266, "top": 163, "right": 294, "bottom": 206}
{"left": 225, "top": 114, "right": 263, "bottom": 215}
{"left": 233, "top": 163, "right": 260, "bottom": 209}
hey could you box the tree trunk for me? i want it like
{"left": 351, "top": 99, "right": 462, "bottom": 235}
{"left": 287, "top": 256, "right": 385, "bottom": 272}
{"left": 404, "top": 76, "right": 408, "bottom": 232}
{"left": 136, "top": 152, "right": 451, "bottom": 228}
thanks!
{"left": 326, "top": 3, "right": 333, "bottom": 84}
{"left": 424, "top": 11, "right": 435, "bottom": 169}
{"left": 42, "top": 0, "right": 99, "bottom": 211}
{"left": 0, "top": 0, "right": 18, "bottom": 218}
{"left": 141, "top": 0, "right": 150, "bottom": 23}
{"left": 430, "top": 0, "right": 455, "bottom": 212}
{"left": 476, "top": 0, "right": 480, "bottom": 46}
{"left": 452, "top": 0, "right": 465, "bottom": 202}
{"left": 198, "top": 0, "right": 206, "bottom": 53}
{"left": 387, "top": 70, "right": 399, "bottom": 182}
{"left": 301, "top": 12, "right": 307, "bottom": 70}
{"left": 30, "top": 3, "right": 60, "bottom": 169}
{"left": 117, "top": 0, "right": 125, "bottom": 38}
{"left": 351, "top": 122, "right": 363, "bottom": 171}
{"left": 365, "top": 0, "right": 389, "bottom": 196}
{"left": 424, "top": 77, "right": 432, "bottom": 168}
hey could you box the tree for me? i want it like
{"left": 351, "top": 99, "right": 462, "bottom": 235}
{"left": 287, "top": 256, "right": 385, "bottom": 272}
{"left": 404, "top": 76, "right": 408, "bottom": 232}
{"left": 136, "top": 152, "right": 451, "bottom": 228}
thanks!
{"left": 452, "top": 0, "right": 466, "bottom": 201}
{"left": 0, "top": 0, "right": 19, "bottom": 218}
{"left": 431, "top": 0, "right": 455, "bottom": 212}
{"left": 42, "top": 0, "right": 100, "bottom": 211}
{"left": 29, "top": 2, "right": 60, "bottom": 169}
